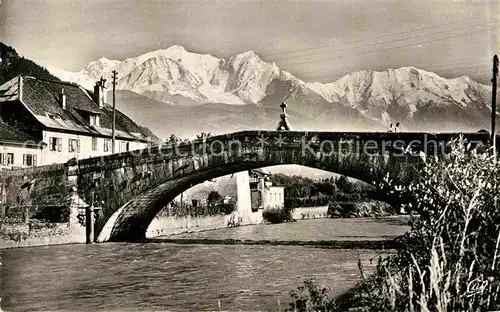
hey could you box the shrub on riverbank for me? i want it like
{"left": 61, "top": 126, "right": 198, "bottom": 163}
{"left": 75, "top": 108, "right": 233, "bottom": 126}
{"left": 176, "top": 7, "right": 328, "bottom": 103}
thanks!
{"left": 270, "top": 173, "right": 376, "bottom": 210}
{"left": 290, "top": 137, "right": 500, "bottom": 311}
{"left": 288, "top": 278, "right": 338, "bottom": 311}
{"left": 327, "top": 200, "right": 396, "bottom": 218}
{"left": 156, "top": 190, "right": 237, "bottom": 218}
{"left": 262, "top": 205, "right": 295, "bottom": 224}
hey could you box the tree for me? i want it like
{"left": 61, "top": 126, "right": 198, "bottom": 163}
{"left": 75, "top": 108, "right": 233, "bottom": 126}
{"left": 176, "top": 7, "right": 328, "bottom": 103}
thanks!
{"left": 335, "top": 175, "right": 354, "bottom": 194}
{"left": 206, "top": 190, "right": 222, "bottom": 205}
{"left": 166, "top": 133, "right": 181, "bottom": 144}
{"left": 196, "top": 132, "right": 211, "bottom": 140}
{"left": 350, "top": 138, "right": 500, "bottom": 311}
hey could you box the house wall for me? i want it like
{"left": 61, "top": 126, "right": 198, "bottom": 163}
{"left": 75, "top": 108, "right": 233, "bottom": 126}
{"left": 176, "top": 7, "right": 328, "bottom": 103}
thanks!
{"left": 263, "top": 186, "right": 285, "bottom": 209}
{"left": 0, "top": 143, "right": 42, "bottom": 170}
{"left": 40, "top": 130, "right": 148, "bottom": 165}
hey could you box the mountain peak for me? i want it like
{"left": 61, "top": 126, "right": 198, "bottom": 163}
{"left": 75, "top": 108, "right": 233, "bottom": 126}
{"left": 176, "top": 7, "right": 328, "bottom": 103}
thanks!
{"left": 165, "top": 45, "right": 186, "bottom": 52}
{"left": 97, "top": 56, "right": 113, "bottom": 62}
{"left": 235, "top": 50, "right": 260, "bottom": 60}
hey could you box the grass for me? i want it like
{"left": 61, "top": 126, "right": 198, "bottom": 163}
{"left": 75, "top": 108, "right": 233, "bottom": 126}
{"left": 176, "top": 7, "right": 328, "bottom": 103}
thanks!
{"left": 287, "top": 137, "right": 500, "bottom": 311}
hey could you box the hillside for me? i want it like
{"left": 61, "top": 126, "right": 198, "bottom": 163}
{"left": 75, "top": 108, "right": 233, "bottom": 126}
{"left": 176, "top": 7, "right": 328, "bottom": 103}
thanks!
{"left": 0, "top": 43, "right": 61, "bottom": 85}
{"left": 0, "top": 42, "right": 159, "bottom": 142}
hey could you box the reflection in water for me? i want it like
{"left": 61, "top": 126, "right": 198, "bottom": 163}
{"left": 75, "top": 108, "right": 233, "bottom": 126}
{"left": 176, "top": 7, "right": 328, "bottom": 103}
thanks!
{"left": 0, "top": 218, "right": 409, "bottom": 311}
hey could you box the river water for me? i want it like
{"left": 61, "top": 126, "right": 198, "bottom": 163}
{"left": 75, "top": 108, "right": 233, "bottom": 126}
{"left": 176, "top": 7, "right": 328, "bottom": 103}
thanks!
{"left": 0, "top": 218, "right": 409, "bottom": 312}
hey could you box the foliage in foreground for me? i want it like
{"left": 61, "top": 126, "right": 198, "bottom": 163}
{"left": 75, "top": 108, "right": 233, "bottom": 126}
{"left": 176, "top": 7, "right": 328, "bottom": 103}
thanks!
{"left": 290, "top": 138, "right": 500, "bottom": 311}
{"left": 288, "top": 279, "right": 339, "bottom": 311}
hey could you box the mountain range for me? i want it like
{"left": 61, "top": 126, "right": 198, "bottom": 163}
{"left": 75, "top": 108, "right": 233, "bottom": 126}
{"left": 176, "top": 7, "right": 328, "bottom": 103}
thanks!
{"left": 42, "top": 45, "right": 499, "bottom": 140}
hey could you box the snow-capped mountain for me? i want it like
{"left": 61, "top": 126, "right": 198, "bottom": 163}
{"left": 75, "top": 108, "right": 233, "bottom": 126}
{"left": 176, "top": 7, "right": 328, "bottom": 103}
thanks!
{"left": 306, "top": 67, "right": 494, "bottom": 129}
{"left": 49, "top": 45, "right": 301, "bottom": 106}
{"left": 44, "top": 45, "right": 499, "bottom": 135}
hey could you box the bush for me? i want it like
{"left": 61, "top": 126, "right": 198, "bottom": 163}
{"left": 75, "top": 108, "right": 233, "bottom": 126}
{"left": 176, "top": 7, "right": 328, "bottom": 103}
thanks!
{"left": 33, "top": 205, "right": 70, "bottom": 223}
{"left": 327, "top": 200, "right": 395, "bottom": 218}
{"left": 159, "top": 199, "right": 236, "bottom": 218}
{"left": 288, "top": 278, "right": 338, "bottom": 312}
{"left": 262, "top": 205, "right": 295, "bottom": 224}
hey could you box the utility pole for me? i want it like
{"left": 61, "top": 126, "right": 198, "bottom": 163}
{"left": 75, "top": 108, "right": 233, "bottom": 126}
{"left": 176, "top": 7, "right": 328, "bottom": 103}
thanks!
{"left": 111, "top": 70, "right": 117, "bottom": 154}
{"left": 491, "top": 55, "right": 498, "bottom": 154}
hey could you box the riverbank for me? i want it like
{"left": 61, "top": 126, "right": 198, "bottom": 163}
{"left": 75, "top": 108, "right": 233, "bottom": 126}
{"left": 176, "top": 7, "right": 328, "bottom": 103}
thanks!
{"left": 161, "top": 216, "right": 411, "bottom": 241}
{"left": 0, "top": 221, "right": 86, "bottom": 249}
{"left": 1, "top": 213, "right": 411, "bottom": 249}
{"left": 148, "top": 237, "right": 402, "bottom": 249}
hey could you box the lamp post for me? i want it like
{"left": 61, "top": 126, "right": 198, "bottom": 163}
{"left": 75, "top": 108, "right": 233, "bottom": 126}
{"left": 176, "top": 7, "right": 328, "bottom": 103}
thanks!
{"left": 111, "top": 70, "right": 117, "bottom": 154}
{"left": 491, "top": 55, "right": 498, "bottom": 156}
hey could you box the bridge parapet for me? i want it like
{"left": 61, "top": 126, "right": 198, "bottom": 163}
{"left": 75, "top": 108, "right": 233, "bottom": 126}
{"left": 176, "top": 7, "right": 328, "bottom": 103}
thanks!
{"left": 69, "top": 130, "right": 493, "bottom": 242}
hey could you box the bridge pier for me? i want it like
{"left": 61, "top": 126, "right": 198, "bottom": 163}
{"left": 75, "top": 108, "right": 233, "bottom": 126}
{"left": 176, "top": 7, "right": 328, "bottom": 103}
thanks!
{"left": 85, "top": 192, "right": 101, "bottom": 244}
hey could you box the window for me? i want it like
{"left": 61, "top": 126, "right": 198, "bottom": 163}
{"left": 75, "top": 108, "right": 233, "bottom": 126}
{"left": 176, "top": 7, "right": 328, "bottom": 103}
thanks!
{"left": 89, "top": 114, "right": 99, "bottom": 126}
{"left": 6, "top": 153, "right": 13, "bottom": 165}
{"left": 69, "top": 139, "right": 80, "bottom": 153}
{"left": 104, "top": 139, "right": 111, "bottom": 152}
{"left": 1, "top": 153, "right": 14, "bottom": 165}
{"left": 49, "top": 137, "right": 62, "bottom": 151}
{"left": 120, "top": 141, "right": 130, "bottom": 153}
{"left": 23, "top": 154, "right": 37, "bottom": 166}
{"left": 92, "top": 137, "right": 98, "bottom": 151}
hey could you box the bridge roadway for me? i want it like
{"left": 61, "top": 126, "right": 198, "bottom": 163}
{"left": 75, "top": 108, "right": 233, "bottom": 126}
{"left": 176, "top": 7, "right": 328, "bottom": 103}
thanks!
{"left": 79, "top": 130, "right": 490, "bottom": 242}
{"left": 4, "top": 130, "right": 492, "bottom": 242}
{"left": 77, "top": 130, "right": 492, "bottom": 174}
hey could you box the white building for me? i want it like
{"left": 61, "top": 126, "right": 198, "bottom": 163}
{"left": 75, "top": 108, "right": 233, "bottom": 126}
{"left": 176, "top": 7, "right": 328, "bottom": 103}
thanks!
{"left": 249, "top": 169, "right": 285, "bottom": 210}
{"left": 0, "top": 75, "right": 157, "bottom": 168}
{"left": 0, "top": 122, "right": 45, "bottom": 169}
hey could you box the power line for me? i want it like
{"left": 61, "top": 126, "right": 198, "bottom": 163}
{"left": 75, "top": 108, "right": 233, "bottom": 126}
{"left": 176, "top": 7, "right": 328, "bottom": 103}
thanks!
{"left": 269, "top": 19, "right": 500, "bottom": 63}
{"left": 262, "top": 14, "right": 498, "bottom": 59}
{"left": 286, "top": 59, "right": 493, "bottom": 83}
{"left": 280, "top": 25, "right": 500, "bottom": 68}
{"left": 298, "top": 59, "right": 492, "bottom": 80}
{"left": 307, "top": 66, "right": 492, "bottom": 84}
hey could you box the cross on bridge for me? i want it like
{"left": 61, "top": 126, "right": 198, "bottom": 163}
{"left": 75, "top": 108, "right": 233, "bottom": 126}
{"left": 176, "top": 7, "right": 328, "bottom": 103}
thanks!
{"left": 276, "top": 102, "right": 292, "bottom": 131}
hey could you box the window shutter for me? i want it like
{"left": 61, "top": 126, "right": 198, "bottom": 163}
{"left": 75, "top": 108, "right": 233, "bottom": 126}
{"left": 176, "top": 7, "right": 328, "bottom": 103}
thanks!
{"left": 0, "top": 154, "right": 4, "bottom": 165}
{"left": 33, "top": 155, "right": 37, "bottom": 166}
{"left": 23, "top": 154, "right": 27, "bottom": 165}
{"left": 69, "top": 139, "right": 72, "bottom": 152}
{"left": 58, "top": 138, "right": 62, "bottom": 151}
{"left": 77, "top": 140, "right": 80, "bottom": 153}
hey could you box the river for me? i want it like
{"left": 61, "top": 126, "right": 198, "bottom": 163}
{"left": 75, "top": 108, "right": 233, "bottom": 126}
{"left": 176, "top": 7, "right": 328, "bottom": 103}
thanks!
{"left": 0, "top": 217, "right": 410, "bottom": 311}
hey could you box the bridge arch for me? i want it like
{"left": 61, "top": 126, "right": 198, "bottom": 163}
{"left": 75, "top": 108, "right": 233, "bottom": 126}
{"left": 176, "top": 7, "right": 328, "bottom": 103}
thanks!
{"left": 73, "top": 131, "right": 428, "bottom": 242}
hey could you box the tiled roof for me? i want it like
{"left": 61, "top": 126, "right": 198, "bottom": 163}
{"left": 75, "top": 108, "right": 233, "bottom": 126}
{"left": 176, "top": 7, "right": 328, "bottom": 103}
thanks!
{"left": 250, "top": 168, "right": 268, "bottom": 177}
{"left": 21, "top": 76, "right": 102, "bottom": 115}
{"left": 0, "top": 76, "right": 155, "bottom": 142}
{"left": 0, "top": 121, "right": 44, "bottom": 146}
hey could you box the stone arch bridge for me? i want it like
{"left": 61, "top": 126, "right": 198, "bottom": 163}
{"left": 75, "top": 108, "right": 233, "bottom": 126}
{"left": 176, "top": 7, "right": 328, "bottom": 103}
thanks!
{"left": 5, "top": 130, "right": 491, "bottom": 242}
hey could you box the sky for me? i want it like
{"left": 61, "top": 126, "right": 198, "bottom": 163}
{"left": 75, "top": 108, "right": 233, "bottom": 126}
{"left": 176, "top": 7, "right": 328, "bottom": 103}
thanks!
{"left": 1, "top": 0, "right": 500, "bottom": 84}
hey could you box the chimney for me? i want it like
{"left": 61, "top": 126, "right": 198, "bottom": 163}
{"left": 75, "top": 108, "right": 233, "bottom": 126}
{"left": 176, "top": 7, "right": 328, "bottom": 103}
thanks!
{"left": 94, "top": 77, "right": 107, "bottom": 108}
{"left": 61, "top": 88, "right": 66, "bottom": 109}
